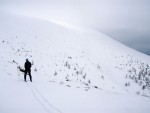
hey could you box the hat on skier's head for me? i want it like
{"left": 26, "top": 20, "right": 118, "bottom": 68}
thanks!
{"left": 26, "top": 59, "right": 29, "bottom": 62}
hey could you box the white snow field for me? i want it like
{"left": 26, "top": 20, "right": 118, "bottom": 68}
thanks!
{"left": 0, "top": 12, "right": 150, "bottom": 113}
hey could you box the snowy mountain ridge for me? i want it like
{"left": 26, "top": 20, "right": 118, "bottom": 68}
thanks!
{"left": 0, "top": 12, "right": 150, "bottom": 113}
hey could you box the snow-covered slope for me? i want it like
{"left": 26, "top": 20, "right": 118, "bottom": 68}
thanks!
{"left": 0, "top": 12, "right": 150, "bottom": 113}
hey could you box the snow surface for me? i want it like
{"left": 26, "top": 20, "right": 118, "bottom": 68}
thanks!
{"left": 0, "top": 12, "right": 150, "bottom": 113}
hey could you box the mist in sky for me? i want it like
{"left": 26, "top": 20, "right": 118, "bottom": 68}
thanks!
{"left": 1, "top": 0, "right": 150, "bottom": 55}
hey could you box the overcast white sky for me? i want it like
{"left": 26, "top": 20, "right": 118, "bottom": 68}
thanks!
{"left": 1, "top": 0, "right": 150, "bottom": 55}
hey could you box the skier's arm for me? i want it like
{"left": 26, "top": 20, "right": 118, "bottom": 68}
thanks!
{"left": 24, "top": 63, "right": 26, "bottom": 68}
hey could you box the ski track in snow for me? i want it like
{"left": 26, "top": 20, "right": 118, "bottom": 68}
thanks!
{"left": 27, "top": 83, "right": 63, "bottom": 113}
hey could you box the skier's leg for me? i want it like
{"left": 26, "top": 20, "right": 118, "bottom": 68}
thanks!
{"left": 24, "top": 70, "right": 27, "bottom": 82}
{"left": 29, "top": 70, "right": 32, "bottom": 82}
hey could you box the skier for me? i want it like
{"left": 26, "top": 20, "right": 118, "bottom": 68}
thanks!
{"left": 24, "top": 59, "right": 32, "bottom": 82}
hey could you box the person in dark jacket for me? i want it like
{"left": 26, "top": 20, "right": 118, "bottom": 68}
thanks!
{"left": 24, "top": 59, "right": 32, "bottom": 82}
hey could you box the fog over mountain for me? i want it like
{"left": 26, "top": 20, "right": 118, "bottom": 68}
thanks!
{"left": 1, "top": 0, "right": 150, "bottom": 55}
